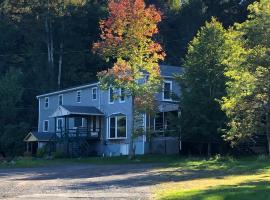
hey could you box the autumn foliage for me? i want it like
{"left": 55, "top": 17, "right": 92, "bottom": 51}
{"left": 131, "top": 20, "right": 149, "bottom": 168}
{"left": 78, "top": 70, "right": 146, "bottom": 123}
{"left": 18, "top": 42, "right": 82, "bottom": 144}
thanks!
{"left": 93, "top": 0, "right": 165, "bottom": 112}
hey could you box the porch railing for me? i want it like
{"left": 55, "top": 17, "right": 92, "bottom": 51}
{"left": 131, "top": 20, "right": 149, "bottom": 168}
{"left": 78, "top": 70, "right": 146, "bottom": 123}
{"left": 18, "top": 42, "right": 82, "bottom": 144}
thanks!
{"left": 55, "top": 127, "right": 101, "bottom": 139}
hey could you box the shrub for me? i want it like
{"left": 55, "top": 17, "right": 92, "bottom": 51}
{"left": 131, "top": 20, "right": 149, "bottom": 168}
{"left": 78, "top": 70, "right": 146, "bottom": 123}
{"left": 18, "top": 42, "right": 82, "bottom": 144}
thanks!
{"left": 36, "top": 148, "right": 46, "bottom": 158}
{"left": 23, "top": 151, "right": 32, "bottom": 157}
{"left": 51, "top": 151, "right": 66, "bottom": 159}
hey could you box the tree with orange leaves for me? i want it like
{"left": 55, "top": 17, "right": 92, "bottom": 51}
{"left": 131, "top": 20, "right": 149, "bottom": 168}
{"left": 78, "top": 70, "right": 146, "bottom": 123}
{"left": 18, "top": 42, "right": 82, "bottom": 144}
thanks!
{"left": 92, "top": 0, "right": 165, "bottom": 158}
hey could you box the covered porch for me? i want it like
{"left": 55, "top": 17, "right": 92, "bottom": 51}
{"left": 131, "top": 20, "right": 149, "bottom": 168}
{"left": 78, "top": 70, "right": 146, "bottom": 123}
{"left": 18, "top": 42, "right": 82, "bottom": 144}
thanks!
{"left": 151, "top": 101, "right": 179, "bottom": 135}
{"left": 50, "top": 105, "right": 104, "bottom": 140}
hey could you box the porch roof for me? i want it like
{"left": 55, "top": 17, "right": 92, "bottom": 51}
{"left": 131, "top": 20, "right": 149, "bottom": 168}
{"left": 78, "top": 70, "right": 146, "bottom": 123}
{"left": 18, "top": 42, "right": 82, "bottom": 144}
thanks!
{"left": 24, "top": 131, "right": 56, "bottom": 142}
{"left": 50, "top": 105, "right": 104, "bottom": 118}
{"left": 157, "top": 101, "right": 179, "bottom": 112}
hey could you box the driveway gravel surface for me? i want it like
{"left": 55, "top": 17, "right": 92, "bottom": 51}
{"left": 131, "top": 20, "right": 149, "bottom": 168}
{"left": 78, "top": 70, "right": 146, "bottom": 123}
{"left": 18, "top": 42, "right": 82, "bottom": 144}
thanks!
{"left": 0, "top": 164, "right": 167, "bottom": 200}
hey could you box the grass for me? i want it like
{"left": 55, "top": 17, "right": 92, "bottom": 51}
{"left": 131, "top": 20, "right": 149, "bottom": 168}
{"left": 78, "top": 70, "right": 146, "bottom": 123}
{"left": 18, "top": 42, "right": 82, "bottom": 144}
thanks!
{"left": 155, "top": 155, "right": 270, "bottom": 200}
{"left": 0, "top": 154, "right": 183, "bottom": 168}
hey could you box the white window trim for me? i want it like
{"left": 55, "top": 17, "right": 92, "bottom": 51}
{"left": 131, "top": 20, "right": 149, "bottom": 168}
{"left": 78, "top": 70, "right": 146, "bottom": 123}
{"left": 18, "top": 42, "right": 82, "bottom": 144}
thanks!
{"left": 108, "top": 87, "right": 114, "bottom": 104}
{"left": 76, "top": 90, "right": 81, "bottom": 103}
{"left": 58, "top": 94, "right": 63, "bottom": 106}
{"left": 92, "top": 87, "right": 97, "bottom": 100}
{"left": 56, "top": 118, "right": 64, "bottom": 131}
{"left": 43, "top": 120, "right": 49, "bottom": 132}
{"left": 44, "top": 97, "right": 49, "bottom": 109}
{"left": 107, "top": 115, "right": 127, "bottom": 139}
{"left": 119, "top": 88, "right": 125, "bottom": 103}
{"left": 162, "top": 80, "right": 173, "bottom": 101}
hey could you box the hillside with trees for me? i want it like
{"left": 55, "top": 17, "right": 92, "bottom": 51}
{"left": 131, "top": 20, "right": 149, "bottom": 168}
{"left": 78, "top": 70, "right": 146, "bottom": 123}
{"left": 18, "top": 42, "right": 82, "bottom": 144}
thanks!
{"left": 1, "top": 0, "right": 267, "bottom": 157}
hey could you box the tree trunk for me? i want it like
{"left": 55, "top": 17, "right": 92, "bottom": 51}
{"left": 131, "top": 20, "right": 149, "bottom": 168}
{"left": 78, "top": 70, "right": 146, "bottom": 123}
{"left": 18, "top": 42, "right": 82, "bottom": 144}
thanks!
{"left": 57, "top": 42, "right": 63, "bottom": 89}
{"left": 207, "top": 142, "right": 211, "bottom": 158}
{"left": 128, "top": 96, "right": 136, "bottom": 159}
{"left": 266, "top": 111, "right": 270, "bottom": 156}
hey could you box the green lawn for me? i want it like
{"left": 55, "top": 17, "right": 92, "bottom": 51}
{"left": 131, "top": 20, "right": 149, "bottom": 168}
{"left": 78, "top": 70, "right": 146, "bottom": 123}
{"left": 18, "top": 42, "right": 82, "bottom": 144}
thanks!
{"left": 0, "top": 154, "right": 183, "bottom": 168}
{"left": 154, "top": 156, "right": 270, "bottom": 200}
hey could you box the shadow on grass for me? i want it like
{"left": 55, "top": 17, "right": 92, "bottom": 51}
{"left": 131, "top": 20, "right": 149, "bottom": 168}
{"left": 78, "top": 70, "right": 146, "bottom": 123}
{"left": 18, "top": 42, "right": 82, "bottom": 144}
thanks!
{"left": 160, "top": 180, "right": 270, "bottom": 200}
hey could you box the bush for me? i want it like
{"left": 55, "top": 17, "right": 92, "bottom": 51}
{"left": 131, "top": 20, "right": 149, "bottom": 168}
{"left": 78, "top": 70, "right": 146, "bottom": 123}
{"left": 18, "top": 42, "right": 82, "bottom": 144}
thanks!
{"left": 0, "top": 123, "right": 30, "bottom": 157}
{"left": 257, "top": 154, "right": 269, "bottom": 161}
{"left": 36, "top": 148, "right": 45, "bottom": 158}
{"left": 23, "top": 151, "right": 32, "bottom": 157}
{"left": 51, "top": 151, "right": 67, "bottom": 159}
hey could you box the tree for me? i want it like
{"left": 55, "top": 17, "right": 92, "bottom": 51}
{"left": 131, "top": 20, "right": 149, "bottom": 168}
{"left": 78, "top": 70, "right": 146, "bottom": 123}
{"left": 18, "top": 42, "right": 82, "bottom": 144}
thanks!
{"left": 0, "top": 68, "right": 29, "bottom": 157}
{"left": 93, "top": 0, "right": 165, "bottom": 158}
{"left": 178, "top": 18, "right": 228, "bottom": 157}
{"left": 221, "top": 0, "right": 270, "bottom": 155}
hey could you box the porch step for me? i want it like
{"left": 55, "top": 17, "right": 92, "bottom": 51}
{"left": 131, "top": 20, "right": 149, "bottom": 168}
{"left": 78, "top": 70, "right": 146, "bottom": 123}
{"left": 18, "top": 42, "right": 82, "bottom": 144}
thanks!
{"left": 70, "top": 139, "right": 91, "bottom": 157}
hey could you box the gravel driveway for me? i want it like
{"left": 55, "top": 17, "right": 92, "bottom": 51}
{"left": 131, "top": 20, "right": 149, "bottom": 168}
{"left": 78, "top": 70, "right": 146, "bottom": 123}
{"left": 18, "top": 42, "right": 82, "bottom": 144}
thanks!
{"left": 0, "top": 164, "right": 167, "bottom": 200}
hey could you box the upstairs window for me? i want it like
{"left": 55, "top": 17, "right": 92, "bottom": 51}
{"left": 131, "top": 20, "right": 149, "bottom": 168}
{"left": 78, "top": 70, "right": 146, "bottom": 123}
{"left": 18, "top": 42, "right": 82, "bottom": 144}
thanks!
{"left": 163, "top": 81, "right": 172, "bottom": 101}
{"left": 92, "top": 87, "right": 97, "bottom": 100}
{"left": 108, "top": 87, "right": 114, "bottom": 104}
{"left": 108, "top": 115, "right": 127, "bottom": 139}
{"left": 44, "top": 97, "right": 49, "bottom": 109}
{"left": 58, "top": 94, "right": 63, "bottom": 106}
{"left": 43, "top": 120, "right": 49, "bottom": 132}
{"left": 120, "top": 88, "right": 125, "bottom": 103}
{"left": 76, "top": 91, "right": 81, "bottom": 103}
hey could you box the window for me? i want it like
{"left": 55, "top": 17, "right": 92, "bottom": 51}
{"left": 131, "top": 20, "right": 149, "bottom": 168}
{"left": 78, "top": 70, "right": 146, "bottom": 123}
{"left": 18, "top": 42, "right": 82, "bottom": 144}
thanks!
{"left": 163, "top": 81, "right": 172, "bottom": 100}
{"left": 44, "top": 97, "right": 49, "bottom": 108}
{"left": 108, "top": 115, "right": 127, "bottom": 139}
{"left": 120, "top": 88, "right": 125, "bottom": 102}
{"left": 92, "top": 87, "right": 97, "bottom": 100}
{"left": 57, "top": 118, "right": 64, "bottom": 131}
{"left": 74, "top": 117, "right": 83, "bottom": 128}
{"left": 43, "top": 120, "right": 49, "bottom": 132}
{"left": 76, "top": 91, "right": 81, "bottom": 103}
{"left": 108, "top": 87, "right": 114, "bottom": 104}
{"left": 58, "top": 94, "right": 63, "bottom": 106}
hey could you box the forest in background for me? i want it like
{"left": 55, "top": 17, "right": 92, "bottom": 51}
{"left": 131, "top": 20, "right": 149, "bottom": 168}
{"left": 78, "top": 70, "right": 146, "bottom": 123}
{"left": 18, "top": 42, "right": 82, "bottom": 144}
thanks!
{"left": 0, "top": 0, "right": 255, "bottom": 156}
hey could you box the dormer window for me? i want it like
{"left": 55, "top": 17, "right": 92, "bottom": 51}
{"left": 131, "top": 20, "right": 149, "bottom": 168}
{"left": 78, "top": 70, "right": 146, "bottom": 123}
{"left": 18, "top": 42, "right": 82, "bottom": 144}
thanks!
{"left": 44, "top": 97, "right": 49, "bottom": 109}
{"left": 58, "top": 94, "right": 63, "bottom": 106}
{"left": 92, "top": 87, "right": 97, "bottom": 100}
{"left": 163, "top": 81, "right": 172, "bottom": 101}
{"left": 76, "top": 91, "right": 81, "bottom": 103}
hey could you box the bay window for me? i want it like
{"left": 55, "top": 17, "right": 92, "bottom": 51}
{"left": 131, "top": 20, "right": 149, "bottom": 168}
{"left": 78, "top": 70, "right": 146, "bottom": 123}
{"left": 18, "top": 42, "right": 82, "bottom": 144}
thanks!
{"left": 108, "top": 115, "right": 127, "bottom": 139}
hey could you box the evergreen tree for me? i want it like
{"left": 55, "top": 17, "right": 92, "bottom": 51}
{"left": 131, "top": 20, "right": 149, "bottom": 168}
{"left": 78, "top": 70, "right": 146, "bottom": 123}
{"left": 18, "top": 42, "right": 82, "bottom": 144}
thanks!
{"left": 178, "top": 18, "right": 228, "bottom": 156}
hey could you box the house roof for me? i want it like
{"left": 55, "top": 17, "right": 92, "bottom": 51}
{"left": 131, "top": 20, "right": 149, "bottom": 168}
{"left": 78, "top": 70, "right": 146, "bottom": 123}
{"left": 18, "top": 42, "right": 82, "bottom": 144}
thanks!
{"left": 159, "top": 65, "right": 183, "bottom": 77}
{"left": 24, "top": 131, "right": 56, "bottom": 142}
{"left": 36, "top": 82, "right": 98, "bottom": 98}
{"left": 50, "top": 105, "right": 104, "bottom": 118}
{"left": 36, "top": 65, "right": 183, "bottom": 98}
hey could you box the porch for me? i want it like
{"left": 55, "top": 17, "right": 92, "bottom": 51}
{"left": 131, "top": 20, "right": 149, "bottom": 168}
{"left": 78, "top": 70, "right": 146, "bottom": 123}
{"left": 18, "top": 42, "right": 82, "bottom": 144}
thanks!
{"left": 51, "top": 105, "right": 104, "bottom": 140}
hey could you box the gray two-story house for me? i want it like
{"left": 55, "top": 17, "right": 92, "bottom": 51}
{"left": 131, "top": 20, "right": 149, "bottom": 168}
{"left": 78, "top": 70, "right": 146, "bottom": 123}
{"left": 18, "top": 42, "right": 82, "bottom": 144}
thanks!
{"left": 24, "top": 65, "right": 182, "bottom": 156}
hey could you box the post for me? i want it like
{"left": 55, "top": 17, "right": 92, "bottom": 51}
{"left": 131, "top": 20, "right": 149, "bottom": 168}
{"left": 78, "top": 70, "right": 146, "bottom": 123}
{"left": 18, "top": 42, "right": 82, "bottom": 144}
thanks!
{"left": 99, "top": 116, "right": 102, "bottom": 139}
{"left": 27, "top": 142, "right": 29, "bottom": 153}
{"left": 87, "top": 116, "right": 90, "bottom": 137}
{"left": 178, "top": 107, "right": 182, "bottom": 155}
{"left": 163, "top": 111, "right": 166, "bottom": 154}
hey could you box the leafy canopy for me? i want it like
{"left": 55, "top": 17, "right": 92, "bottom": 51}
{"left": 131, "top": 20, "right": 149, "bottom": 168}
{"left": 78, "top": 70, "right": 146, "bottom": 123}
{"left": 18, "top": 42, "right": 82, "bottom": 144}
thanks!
{"left": 221, "top": 0, "right": 270, "bottom": 145}
{"left": 93, "top": 0, "right": 165, "bottom": 111}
